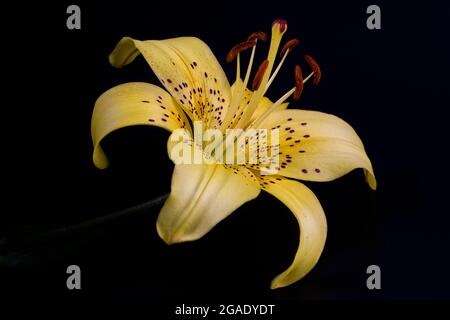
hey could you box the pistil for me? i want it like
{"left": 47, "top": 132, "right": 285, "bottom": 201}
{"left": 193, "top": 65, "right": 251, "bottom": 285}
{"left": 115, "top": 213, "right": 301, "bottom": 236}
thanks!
{"left": 235, "top": 20, "right": 287, "bottom": 129}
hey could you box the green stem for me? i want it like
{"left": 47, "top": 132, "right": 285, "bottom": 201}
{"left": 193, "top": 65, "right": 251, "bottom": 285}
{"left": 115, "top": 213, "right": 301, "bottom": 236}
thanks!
{"left": 0, "top": 194, "right": 169, "bottom": 256}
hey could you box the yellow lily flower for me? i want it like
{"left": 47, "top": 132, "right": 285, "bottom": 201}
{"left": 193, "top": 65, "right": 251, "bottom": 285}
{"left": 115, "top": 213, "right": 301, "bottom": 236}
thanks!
{"left": 91, "top": 19, "right": 376, "bottom": 289}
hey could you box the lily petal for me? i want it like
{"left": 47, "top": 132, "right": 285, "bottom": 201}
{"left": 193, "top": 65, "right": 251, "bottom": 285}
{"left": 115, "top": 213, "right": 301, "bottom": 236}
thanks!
{"left": 91, "top": 82, "right": 189, "bottom": 169}
{"left": 157, "top": 164, "right": 260, "bottom": 244}
{"left": 257, "top": 176, "right": 327, "bottom": 289}
{"left": 109, "top": 36, "right": 231, "bottom": 128}
{"left": 257, "top": 109, "right": 376, "bottom": 189}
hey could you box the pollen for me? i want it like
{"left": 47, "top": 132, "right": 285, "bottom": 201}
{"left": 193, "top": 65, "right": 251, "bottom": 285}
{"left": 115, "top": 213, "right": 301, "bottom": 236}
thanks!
{"left": 304, "top": 55, "right": 321, "bottom": 85}
{"left": 280, "top": 39, "right": 299, "bottom": 58}
{"left": 226, "top": 40, "right": 256, "bottom": 63}
{"left": 293, "top": 65, "right": 304, "bottom": 101}
{"left": 252, "top": 59, "right": 269, "bottom": 91}
{"left": 248, "top": 31, "right": 268, "bottom": 42}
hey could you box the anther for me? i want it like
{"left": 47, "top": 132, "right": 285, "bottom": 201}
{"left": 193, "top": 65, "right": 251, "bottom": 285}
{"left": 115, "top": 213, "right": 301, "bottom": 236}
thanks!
{"left": 280, "top": 39, "right": 299, "bottom": 58}
{"left": 252, "top": 59, "right": 269, "bottom": 91}
{"left": 248, "top": 31, "right": 268, "bottom": 42}
{"left": 293, "top": 65, "right": 304, "bottom": 100}
{"left": 304, "top": 55, "right": 321, "bottom": 85}
{"left": 226, "top": 40, "right": 256, "bottom": 63}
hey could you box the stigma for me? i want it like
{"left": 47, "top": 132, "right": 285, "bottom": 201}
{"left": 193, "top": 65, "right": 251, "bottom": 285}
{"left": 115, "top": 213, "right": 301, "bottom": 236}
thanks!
{"left": 223, "top": 19, "right": 322, "bottom": 130}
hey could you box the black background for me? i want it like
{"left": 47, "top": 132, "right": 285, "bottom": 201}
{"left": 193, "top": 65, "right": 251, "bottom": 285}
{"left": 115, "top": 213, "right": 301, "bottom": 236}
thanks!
{"left": 2, "top": 0, "right": 450, "bottom": 313}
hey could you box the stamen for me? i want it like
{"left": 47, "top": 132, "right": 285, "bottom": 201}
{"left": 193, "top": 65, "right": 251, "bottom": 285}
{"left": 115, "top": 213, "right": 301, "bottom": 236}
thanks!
{"left": 235, "top": 54, "right": 241, "bottom": 83}
{"left": 252, "top": 59, "right": 269, "bottom": 91}
{"left": 280, "top": 39, "right": 299, "bottom": 58}
{"left": 264, "top": 39, "right": 299, "bottom": 95}
{"left": 293, "top": 65, "right": 304, "bottom": 100}
{"left": 250, "top": 71, "right": 314, "bottom": 129}
{"left": 303, "top": 72, "right": 314, "bottom": 83}
{"left": 233, "top": 19, "right": 288, "bottom": 130}
{"left": 221, "top": 42, "right": 258, "bottom": 130}
{"left": 248, "top": 31, "right": 268, "bottom": 42}
{"left": 241, "top": 45, "right": 257, "bottom": 94}
{"left": 264, "top": 42, "right": 293, "bottom": 95}
{"left": 304, "top": 55, "right": 322, "bottom": 85}
{"left": 226, "top": 40, "right": 256, "bottom": 63}
{"left": 251, "top": 87, "right": 295, "bottom": 129}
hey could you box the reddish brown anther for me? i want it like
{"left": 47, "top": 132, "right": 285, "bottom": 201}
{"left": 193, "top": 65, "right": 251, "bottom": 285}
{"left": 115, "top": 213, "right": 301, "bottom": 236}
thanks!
{"left": 252, "top": 59, "right": 269, "bottom": 91}
{"left": 280, "top": 39, "right": 299, "bottom": 58}
{"left": 248, "top": 31, "right": 268, "bottom": 42}
{"left": 304, "top": 55, "right": 322, "bottom": 85}
{"left": 226, "top": 40, "right": 256, "bottom": 63}
{"left": 293, "top": 65, "right": 304, "bottom": 100}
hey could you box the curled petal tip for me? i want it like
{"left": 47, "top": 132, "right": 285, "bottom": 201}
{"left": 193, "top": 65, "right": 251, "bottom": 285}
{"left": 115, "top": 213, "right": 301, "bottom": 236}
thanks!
{"left": 108, "top": 37, "right": 140, "bottom": 68}
{"left": 156, "top": 222, "right": 177, "bottom": 245}
{"left": 93, "top": 147, "right": 110, "bottom": 169}
{"left": 270, "top": 281, "right": 282, "bottom": 290}
{"left": 270, "top": 274, "right": 294, "bottom": 289}
{"left": 365, "top": 171, "right": 377, "bottom": 190}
